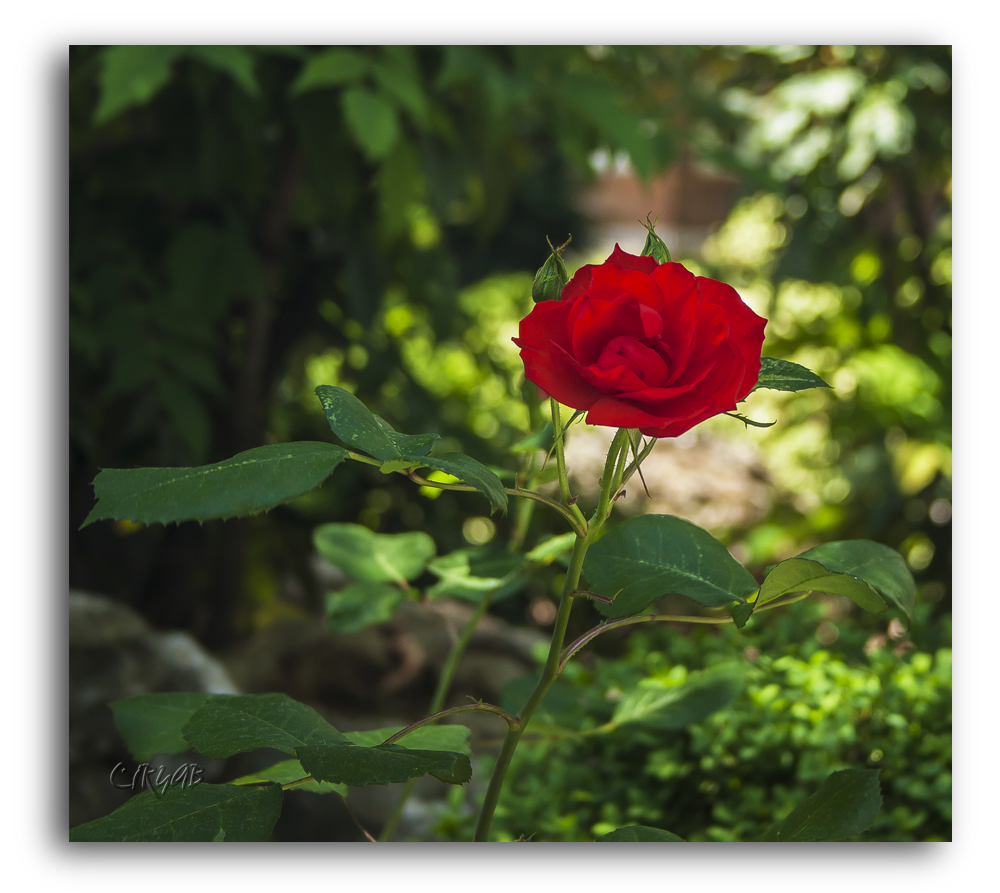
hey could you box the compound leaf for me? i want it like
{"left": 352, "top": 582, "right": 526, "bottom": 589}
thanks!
{"left": 325, "top": 582, "right": 406, "bottom": 633}
{"left": 110, "top": 692, "right": 212, "bottom": 761}
{"left": 597, "top": 826, "right": 685, "bottom": 842}
{"left": 296, "top": 742, "right": 471, "bottom": 786}
{"left": 612, "top": 664, "right": 745, "bottom": 730}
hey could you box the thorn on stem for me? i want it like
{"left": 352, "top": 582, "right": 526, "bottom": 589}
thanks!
{"left": 567, "top": 495, "right": 578, "bottom": 506}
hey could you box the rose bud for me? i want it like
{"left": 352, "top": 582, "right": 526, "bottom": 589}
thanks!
{"left": 531, "top": 237, "right": 571, "bottom": 303}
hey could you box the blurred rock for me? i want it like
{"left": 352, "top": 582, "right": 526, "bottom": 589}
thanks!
{"left": 224, "top": 599, "right": 545, "bottom": 839}
{"left": 69, "top": 591, "right": 239, "bottom": 828}
{"left": 562, "top": 425, "right": 773, "bottom": 533}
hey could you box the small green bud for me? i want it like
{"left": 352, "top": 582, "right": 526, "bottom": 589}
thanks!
{"left": 639, "top": 214, "right": 671, "bottom": 264}
{"left": 532, "top": 235, "right": 571, "bottom": 302}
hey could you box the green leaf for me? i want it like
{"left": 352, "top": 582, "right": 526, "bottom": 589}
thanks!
{"left": 759, "top": 540, "right": 915, "bottom": 624}
{"left": 757, "top": 558, "right": 885, "bottom": 614}
{"left": 525, "top": 532, "right": 577, "bottom": 566}
{"left": 70, "top": 783, "right": 282, "bottom": 842}
{"left": 553, "top": 75, "right": 655, "bottom": 178}
{"left": 110, "top": 693, "right": 212, "bottom": 761}
{"left": 95, "top": 47, "right": 260, "bottom": 125}
{"left": 584, "top": 515, "right": 759, "bottom": 618}
{"left": 500, "top": 674, "right": 585, "bottom": 729}
{"left": 731, "top": 602, "right": 755, "bottom": 629}
{"left": 751, "top": 356, "right": 831, "bottom": 393}
{"left": 231, "top": 759, "right": 347, "bottom": 796}
{"left": 758, "top": 769, "right": 882, "bottom": 841}
{"left": 186, "top": 47, "right": 260, "bottom": 97}
{"left": 344, "top": 724, "right": 472, "bottom": 756}
{"left": 426, "top": 548, "right": 525, "bottom": 602}
{"left": 325, "top": 582, "right": 406, "bottom": 633}
{"left": 612, "top": 664, "right": 744, "bottom": 730}
{"left": 313, "top": 522, "right": 436, "bottom": 584}
{"left": 291, "top": 48, "right": 370, "bottom": 94}
{"left": 372, "top": 48, "right": 430, "bottom": 128}
{"left": 315, "top": 385, "right": 439, "bottom": 461}
{"left": 177, "top": 693, "right": 470, "bottom": 787}
{"left": 597, "top": 825, "right": 685, "bottom": 842}
{"left": 342, "top": 87, "right": 399, "bottom": 160}
{"left": 296, "top": 742, "right": 472, "bottom": 786}
{"left": 510, "top": 420, "right": 554, "bottom": 453}
{"left": 182, "top": 693, "right": 348, "bottom": 758}
{"left": 81, "top": 442, "right": 349, "bottom": 528}
{"left": 405, "top": 453, "right": 508, "bottom": 515}
{"left": 95, "top": 46, "right": 183, "bottom": 124}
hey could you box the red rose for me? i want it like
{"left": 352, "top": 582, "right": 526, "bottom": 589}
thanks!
{"left": 514, "top": 245, "right": 767, "bottom": 438}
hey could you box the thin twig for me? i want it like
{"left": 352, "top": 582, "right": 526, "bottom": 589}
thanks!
{"left": 557, "top": 592, "right": 812, "bottom": 673}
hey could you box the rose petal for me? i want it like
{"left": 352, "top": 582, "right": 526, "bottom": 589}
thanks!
{"left": 569, "top": 291, "right": 643, "bottom": 364}
{"left": 561, "top": 263, "right": 595, "bottom": 302}
{"left": 517, "top": 344, "right": 603, "bottom": 410}
{"left": 607, "top": 244, "right": 658, "bottom": 273}
{"left": 585, "top": 395, "right": 673, "bottom": 429}
{"left": 578, "top": 360, "right": 646, "bottom": 394}
{"left": 618, "top": 339, "right": 669, "bottom": 386}
{"left": 650, "top": 263, "right": 699, "bottom": 375}
{"left": 696, "top": 276, "right": 767, "bottom": 397}
{"left": 517, "top": 296, "right": 576, "bottom": 355}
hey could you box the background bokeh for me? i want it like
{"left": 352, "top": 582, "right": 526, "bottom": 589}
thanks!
{"left": 69, "top": 45, "right": 951, "bottom": 841}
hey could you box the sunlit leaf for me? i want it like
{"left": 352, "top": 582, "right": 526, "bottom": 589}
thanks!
{"left": 426, "top": 548, "right": 525, "bottom": 602}
{"left": 344, "top": 724, "right": 472, "bottom": 756}
{"left": 324, "top": 582, "right": 406, "bottom": 633}
{"left": 231, "top": 759, "right": 346, "bottom": 796}
{"left": 751, "top": 356, "right": 831, "bottom": 393}
{"left": 758, "top": 540, "right": 915, "bottom": 624}
{"left": 291, "top": 48, "right": 370, "bottom": 94}
{"left": 597, "top": 825, "right": 685, "bottom": 842}
{"left": 612, "top": 664, "right": 745, "bottom": 729}
{"left": 405, "top": 453, "right": 508, "bottom": 515}
{"left": 342, "top": 88, "right": 399, "bottom": 160}
{"left": 315, "top": 385, "right": 438, "bottom": 461}
{"left": 313, "top": 523, "right": 435, "bottom": 584}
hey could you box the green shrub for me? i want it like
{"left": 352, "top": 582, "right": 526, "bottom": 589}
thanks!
{"left": 431, "top": 602, "right": 951, "bottom": 842}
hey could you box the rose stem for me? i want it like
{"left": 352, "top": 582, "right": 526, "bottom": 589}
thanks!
{"left": 473, "top": 428, "right": 630, "bottom": 842}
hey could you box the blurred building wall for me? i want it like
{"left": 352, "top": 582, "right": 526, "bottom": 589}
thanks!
{"left": 576, "top": 152, "right": 740, "bottom": 257}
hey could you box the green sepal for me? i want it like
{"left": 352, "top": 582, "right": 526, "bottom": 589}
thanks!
{"left": 639, "top": 215, "right": 671, "bottom": 264}
{"left": 531, "top": 236, "right": 571, "bottom": 303}
{"left": 723, "top": 411, "right": 775, "bottom": 429}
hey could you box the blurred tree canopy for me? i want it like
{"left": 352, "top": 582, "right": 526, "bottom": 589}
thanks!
{"left": 69, "top": 45, "right": 951, "bottom": 652}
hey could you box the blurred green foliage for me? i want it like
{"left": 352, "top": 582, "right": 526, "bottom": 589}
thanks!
{"left": 69, "top": 45, "right": 691, "bottom": 640}
{"left": 429, "top": 600, "right": 951, "bottom": 842}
